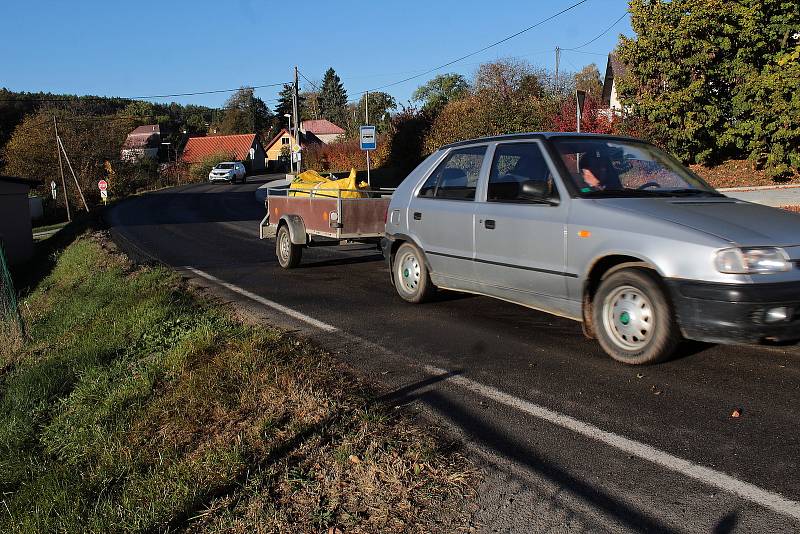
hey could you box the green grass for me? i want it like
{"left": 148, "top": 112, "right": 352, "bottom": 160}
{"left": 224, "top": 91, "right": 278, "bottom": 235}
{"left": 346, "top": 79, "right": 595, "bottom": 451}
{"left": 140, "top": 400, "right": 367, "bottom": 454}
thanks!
{"left": 0, "top": 235, "right": 473, "bottom": 533}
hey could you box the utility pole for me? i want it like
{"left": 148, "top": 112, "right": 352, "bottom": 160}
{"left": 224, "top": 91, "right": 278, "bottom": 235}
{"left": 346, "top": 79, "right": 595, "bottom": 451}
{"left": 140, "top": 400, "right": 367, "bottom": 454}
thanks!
{"left": 57, "top": 136, "right": 90, "bottom": 213}
{"left": 292, "top": 66, "right": 300, "bottom": 172}
{"left": 365, "top": 90, "right": 371, "bottom": 186}
{"left": 554, "top": 47, "right": 561, "bottom": 91}
{"left": 53, "top": 116, "right": 71, "bottom": 222}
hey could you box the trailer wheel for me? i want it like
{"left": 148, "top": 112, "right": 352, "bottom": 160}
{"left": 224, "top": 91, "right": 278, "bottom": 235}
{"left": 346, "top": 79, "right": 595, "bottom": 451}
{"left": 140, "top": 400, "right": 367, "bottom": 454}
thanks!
{"left": 393, "top": 243, "right": 434, "bottom": 303}
{"left": 276, "top": 224, "right": 302, "bottom": 268}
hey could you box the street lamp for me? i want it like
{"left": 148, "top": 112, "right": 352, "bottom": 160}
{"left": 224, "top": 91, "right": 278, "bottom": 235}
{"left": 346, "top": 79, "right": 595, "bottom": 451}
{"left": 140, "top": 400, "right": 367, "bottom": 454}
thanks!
{"left": 284, "top": 113, "right": 293, "bottom": 173}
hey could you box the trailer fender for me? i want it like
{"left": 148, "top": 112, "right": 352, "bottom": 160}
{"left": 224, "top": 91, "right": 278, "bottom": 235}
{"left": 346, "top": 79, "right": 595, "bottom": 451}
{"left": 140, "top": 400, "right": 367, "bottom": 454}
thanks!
{"left": 278, "top": 215, "right": 308, "bottom": 245}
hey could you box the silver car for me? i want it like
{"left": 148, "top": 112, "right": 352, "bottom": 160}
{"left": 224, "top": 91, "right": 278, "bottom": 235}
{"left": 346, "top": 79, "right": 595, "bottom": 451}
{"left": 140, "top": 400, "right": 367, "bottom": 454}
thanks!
{"left": 382, "top": 133, "right": 800, "bottom": 364}
{"left": 209, "top": 162, "right": 247, "bottom": 183}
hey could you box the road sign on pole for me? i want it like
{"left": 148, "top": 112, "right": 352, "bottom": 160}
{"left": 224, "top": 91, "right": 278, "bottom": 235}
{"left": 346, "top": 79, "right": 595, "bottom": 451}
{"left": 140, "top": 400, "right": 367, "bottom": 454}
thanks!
{"left": 360, "top": 126, "right": 377, "bottom": 151}
{"left": 575, "top": 90, "right": 586, "bottom": 133}
{"left": 51, "top": 181, "right": 57, "bottom": 200}
{"left": 98, "top": 180, "right": 108, "bottom": 192}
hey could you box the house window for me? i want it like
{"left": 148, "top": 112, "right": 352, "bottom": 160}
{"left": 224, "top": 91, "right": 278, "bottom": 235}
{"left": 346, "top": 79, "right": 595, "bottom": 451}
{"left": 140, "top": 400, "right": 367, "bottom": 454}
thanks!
{"left": 281, "top": 137, "right": 290, "bottom": 145}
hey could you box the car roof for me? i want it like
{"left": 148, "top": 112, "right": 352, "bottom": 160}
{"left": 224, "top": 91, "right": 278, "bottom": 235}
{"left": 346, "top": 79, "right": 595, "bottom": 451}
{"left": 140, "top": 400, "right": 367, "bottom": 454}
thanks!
{"left": 440, "top": 132, "right": 645, "bottom": 150}
{"left": 216, "top": 161, "right": 239, "bottom": 165}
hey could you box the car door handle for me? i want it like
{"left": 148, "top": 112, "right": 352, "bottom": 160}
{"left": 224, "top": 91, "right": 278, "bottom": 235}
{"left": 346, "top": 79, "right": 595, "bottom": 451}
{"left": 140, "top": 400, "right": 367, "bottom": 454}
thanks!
{"left": 484, "top": 219, "right": 496, "bottom": 229}
{"left": 413, "top": 212, "right": 422, "bottom": 220}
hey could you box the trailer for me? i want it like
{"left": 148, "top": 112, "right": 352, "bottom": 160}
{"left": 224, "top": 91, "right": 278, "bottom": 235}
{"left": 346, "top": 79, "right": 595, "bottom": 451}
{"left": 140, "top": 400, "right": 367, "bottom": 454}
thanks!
{"left": 259, "top": 187, "right": 393, "bottom": 268}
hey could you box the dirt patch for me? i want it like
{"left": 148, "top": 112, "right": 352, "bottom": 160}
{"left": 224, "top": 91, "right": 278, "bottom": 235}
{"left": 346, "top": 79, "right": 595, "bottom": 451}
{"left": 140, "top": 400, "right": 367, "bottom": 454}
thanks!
{"left": 690, "top": 160, "right": 800, "bottom": 189}
{"left": 780, "top": 205, "right": 800, "bottom": 213}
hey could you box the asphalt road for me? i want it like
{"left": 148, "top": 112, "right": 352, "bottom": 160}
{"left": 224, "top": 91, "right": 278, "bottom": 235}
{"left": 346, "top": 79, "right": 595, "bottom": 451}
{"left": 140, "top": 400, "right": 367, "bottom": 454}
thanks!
{"left": 108, "top": 175, "right": 800, "bottom": 533}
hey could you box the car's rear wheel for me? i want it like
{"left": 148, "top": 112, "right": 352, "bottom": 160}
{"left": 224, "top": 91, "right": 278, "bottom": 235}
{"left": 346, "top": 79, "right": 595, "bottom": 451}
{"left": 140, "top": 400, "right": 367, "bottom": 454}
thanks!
{"left": 592, "top": 268, "right": 680, "bottom": 365}
{"left": 276, "top": 224, "right": 302, "bottom": 268}
{"left": 393, "top": 243, "right": 435, "bottom": 303}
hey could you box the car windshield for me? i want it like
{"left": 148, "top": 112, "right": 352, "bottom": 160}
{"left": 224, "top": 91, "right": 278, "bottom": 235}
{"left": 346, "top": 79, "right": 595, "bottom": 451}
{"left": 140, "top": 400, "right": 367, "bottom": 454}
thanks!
{"left": 551, "top": 138, "right": 721, "bottom": 198}
{"left": 216, "top": 163, "right": 234, "bottom": 169}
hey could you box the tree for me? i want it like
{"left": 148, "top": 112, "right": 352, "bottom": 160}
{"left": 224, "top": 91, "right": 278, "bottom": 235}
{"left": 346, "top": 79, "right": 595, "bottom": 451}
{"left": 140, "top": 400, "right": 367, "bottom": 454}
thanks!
{"left": 212, "top": 87, "right": 272, "bottom": 135}
{"left": 3, "top": 108, "right": 132, "bottom": 207}
{"left": 358, "top": 91, "right": 397, "bottom": 133}
{"left": 412, "top": 74, "right": 469, "bottom": 113}
{"left": 574, "top": 64, "right": 604, "bottom": 98}
{"left": 319, "top": 68, "right": 348, "bottom": 127}
{"left": 617, "top": 0, "right": 800, "bottom": 177}
{"left": 275, "top": 84, "right": 295, "bottom": 117}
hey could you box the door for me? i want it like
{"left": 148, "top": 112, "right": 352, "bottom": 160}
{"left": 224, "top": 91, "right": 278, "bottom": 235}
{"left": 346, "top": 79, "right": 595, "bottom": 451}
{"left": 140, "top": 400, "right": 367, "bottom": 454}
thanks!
{"left": 473, "top": 141, "right": 572, "bottom": 314}
{"left": 407, "top": 145, "right": 488, "bottom": 286}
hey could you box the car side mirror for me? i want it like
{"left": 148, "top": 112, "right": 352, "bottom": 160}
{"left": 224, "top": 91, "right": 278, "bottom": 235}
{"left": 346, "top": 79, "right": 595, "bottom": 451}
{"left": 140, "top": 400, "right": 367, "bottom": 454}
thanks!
{"left": 520, "top": 180, "right": 557, "bottom": 204}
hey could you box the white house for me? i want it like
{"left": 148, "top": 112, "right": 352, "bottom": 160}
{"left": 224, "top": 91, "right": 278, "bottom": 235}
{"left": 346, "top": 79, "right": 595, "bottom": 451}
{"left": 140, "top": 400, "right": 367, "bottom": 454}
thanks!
{"left": 121, "top": 125, "right": 161, "bottom": 162}
{"left": 601, "top": 54, "right": 630, "bottom": 116}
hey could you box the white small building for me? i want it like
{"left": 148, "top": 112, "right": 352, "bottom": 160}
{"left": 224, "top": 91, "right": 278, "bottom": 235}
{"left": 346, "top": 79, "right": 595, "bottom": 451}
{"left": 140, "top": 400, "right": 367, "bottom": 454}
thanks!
{"left": 121, "top": 124, "right": 161, "bottom": 162}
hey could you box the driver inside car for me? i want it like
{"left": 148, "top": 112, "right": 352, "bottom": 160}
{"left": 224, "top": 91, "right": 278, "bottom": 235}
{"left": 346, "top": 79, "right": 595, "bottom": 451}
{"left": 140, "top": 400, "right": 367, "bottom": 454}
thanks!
{"left": 579, "top": 152, "right": 622, "bottom": 191}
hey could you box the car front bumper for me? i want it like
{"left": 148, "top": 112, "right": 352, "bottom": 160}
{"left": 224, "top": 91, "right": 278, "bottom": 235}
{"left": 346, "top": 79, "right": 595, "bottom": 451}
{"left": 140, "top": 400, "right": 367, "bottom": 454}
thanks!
{"left": 209, "top": 174, "right": 234, "bottom": 181}
{"left": 668, "top": 280, "right": 800, "bottom": 344}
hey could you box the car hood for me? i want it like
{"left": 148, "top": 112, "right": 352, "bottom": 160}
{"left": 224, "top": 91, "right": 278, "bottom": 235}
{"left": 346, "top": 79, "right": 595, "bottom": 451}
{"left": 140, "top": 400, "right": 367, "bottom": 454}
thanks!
{"left": 597, "top": 197, "right": 800, "bottom": 247}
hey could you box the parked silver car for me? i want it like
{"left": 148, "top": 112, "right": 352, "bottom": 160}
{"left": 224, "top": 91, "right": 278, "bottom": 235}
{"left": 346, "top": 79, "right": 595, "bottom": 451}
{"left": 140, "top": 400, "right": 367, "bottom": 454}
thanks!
{"left": 382, "top": 133, "right": 800, "bottom": 364}
{"left": 209, "top": 162, "right": 247, "bottom": 183}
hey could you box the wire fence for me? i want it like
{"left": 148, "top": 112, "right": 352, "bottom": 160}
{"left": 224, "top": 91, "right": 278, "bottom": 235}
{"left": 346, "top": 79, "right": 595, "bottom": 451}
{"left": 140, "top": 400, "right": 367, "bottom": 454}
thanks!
{"left": 0, "top": 243, "right": 25, "bottom": 340}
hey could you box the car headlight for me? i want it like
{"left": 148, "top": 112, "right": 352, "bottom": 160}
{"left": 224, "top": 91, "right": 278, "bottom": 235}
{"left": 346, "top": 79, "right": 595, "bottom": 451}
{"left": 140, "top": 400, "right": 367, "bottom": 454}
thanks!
{"left": 714, "top": 247, "right": 791, "bottom": 274}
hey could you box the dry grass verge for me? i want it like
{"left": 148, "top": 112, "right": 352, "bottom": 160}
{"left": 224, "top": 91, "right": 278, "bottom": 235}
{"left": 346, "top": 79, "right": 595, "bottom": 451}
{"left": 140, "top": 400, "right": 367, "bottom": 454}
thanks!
{"left": 0, "top": 234, "right": 475, "bottom": 533}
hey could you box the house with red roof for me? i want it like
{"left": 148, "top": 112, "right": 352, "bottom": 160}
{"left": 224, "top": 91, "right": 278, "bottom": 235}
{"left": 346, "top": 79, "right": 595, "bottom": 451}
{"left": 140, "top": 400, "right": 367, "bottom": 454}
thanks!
{"left": 181, "top": 133, "right": 266, "bottom": 172}
{"left": 300, "top": 119, "right": 345, "bottom": 144}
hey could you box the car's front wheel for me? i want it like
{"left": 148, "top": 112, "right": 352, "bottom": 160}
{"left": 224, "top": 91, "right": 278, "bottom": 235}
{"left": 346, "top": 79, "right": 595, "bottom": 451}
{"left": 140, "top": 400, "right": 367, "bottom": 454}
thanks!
{"left": 592, "top": 268, "right": 681, "bottom": 365}
{"left": 393, "top": 243, "right": 435, "bottom": 303}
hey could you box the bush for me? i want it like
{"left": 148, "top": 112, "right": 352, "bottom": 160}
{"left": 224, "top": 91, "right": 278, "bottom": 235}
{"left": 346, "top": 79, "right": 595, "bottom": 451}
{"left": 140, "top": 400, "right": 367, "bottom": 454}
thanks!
{"left": 188, "top": 151, "right": 236, "bottom": 181}
{"left": 303, "top": 138, "right": 388, "bottom": 173}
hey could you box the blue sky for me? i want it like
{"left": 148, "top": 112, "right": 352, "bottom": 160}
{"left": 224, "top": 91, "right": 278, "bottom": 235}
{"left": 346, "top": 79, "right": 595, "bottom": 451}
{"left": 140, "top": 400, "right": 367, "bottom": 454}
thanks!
{"left": 0, "top": 0, "right": 632, "bottom": 110}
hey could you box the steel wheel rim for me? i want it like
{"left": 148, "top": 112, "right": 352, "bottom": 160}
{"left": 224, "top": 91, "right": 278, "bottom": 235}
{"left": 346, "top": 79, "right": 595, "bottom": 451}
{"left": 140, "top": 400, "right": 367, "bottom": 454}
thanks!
{"left": 397, "top": 251, "right": 421, "bottom": 293}
{"left": 602, "top": 285, "right": 653, "bottom": 350}
{"left": 279, "top": 230, "right": 290, "bottom": 262}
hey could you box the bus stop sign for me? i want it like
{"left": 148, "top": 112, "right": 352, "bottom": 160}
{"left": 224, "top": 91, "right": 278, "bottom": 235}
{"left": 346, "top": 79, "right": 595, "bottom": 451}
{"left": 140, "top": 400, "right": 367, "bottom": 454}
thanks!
{"left": 360, "top": 125, "right": 376, "bottom": 151}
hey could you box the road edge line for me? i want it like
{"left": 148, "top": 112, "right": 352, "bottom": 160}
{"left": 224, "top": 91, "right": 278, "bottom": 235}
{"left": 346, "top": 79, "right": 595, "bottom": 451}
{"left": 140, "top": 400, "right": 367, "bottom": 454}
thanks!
{"left": 184, "top": 266, "right": 339, "bottom": 333}
{"left": 421, "top": 363, "right": 800, "bottom": 522}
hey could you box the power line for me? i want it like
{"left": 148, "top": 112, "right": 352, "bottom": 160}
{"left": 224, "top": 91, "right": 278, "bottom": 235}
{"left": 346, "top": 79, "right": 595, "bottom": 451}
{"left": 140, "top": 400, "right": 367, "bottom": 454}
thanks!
{"left": 564, "top": 12, "right": 627, "bottom": 51}
{"left": 0, "top": 82, "right": 291, "bottom": 103}
{"left": 356, "top": 0, "right": 591, "bottom": 94}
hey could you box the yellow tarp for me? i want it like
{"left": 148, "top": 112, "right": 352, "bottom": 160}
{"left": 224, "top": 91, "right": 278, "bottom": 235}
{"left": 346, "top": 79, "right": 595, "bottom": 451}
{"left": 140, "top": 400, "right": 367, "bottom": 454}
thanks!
{"left": 288, "top": 169, "right": 368, "bottom": 198}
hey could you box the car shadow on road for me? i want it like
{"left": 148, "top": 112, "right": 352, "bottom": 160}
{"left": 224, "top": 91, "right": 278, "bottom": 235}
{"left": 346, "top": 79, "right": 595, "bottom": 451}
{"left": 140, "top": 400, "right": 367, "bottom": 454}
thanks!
{"left": 380, "top": 372, "right": 681, "bottom": 533}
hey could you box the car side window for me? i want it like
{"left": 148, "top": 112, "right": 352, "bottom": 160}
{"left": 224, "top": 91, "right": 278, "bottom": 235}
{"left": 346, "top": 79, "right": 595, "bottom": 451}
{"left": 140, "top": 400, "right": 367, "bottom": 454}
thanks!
{"left": 418, "top": 146, "right": 486, "bottom": 201}
{"left": 487, "top": 143, "right": 556, "bottom": 203}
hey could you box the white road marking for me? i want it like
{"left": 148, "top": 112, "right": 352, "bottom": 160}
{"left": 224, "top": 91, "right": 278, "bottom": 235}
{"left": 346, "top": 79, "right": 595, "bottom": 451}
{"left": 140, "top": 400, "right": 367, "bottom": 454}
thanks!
{"left": 422, "top": 362, "right": 800, "bottom": 521}
{"left": 183, "top": 267, "right": 338, "bottom": 333}
{"left": 183, "top": 266, "right": 800, "bottom": 522}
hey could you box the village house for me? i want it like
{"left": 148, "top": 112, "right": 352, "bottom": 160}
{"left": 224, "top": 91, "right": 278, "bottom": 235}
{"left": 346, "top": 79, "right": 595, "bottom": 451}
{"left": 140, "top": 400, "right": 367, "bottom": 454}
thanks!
{"left": 181, "top": 133, "right": 266, "bottom": 172}
{"left": 601, "top": 53, "right": 630, "bottom": 116}
{"left": 300, "top": 119, "right": 345, "bottom": 144}
{"left": 121, "top": 124, "right": 161, "bottom": 162}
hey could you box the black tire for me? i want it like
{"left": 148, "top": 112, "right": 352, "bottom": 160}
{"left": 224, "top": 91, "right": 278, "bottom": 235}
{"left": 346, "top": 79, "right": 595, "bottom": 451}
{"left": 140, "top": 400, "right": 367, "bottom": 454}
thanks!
{"left": 276, "top": 224, "right": 302, "bottom": 269}
{"left": 392, "top": 242, "right": 435, "bottom": 303}
{"left": 241, "top": 174, "right": 247, "bottom": 184}
{"left": 592, "top": 268, "right": 681, "bottom": 365}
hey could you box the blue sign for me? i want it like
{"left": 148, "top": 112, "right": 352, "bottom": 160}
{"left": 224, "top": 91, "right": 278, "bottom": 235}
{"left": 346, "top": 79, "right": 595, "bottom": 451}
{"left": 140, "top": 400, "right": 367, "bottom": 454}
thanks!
{"left": 360, "top": 125, "right": 377, "bottom": 151}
